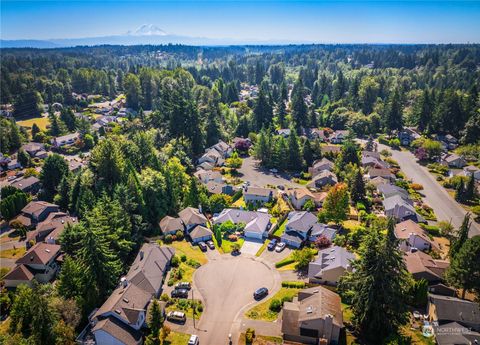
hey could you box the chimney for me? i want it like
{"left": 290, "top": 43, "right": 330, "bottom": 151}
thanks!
{"left": 120, "top": 277, "right": 128, "bottom": 288}
{"left": 323, "top": 314, "right": 334, "bottom": 342}
{"left": 140, "top": 251, "right": 144, "bottom": 260}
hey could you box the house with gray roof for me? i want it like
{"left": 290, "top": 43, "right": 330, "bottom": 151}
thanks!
{"left": 213, "top": 208, "right": 271, "bottom": 240}
{"left": 11, "top": 176, "right": 40, "bottom": 194}
{"left": 281, "top": 211, "right": 317, "bottom": 248}
{"left": 361, "top": 156, "right": 389, "bottom": 169}
{"left": 377, "top": 183, "right": 409, "bottom": 200}
{"left": 189, "top": 225, "right": 213, "bottom": 244}
{"left": 178, "top": 207, "right": 207, "bottom": 231}
{"left": 383, "top": 195, "right": 424, "bottom": 223}
{"left": 308, "top": 223, "right": 337, "bottom": 243}
{"left": 307, "top": 170, "right": 338, "bottom": 189}
{"left": 13, "top": 201, "right": 59, "bottom": 228}
{"left": 159, "top": 215, "right": 184, "bottom": 235}
{"left": 308, "top": 246, "right": 355, "bottom": 285}
{"left": 433, "top": 322, "right": 480, "bottom": 345}
{"left": 243, "top": 186, "right": 274, "bottom": 204}
{"left": 88, "top": 243, "right": 174, "bottom": 345}
{"left": 428, "top": 294, "right": 480, "bottom": 332}
{"left": 51, "top": 132, "right": 80, "bottom": 148}
{"left": 308, "top": 158, "right": 334, "bottom": 177}
{"left": 282, "top": 286, "right": 344, "bottom": 345}
{"left": 441, "top": 153, "right": 467, "bottom": 168}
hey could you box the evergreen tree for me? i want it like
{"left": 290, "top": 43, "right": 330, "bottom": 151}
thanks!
{"left": 124, "top": 73, "right": 141, "bottom": 110}
{"left": 449, "top": 213, "right": 471, "bottom": 259}
{"left": 54, "top": 176, "right": 71, "bottom": 210}
{"left": 287, "top": 129, "right": 303, "bottom": 171}
{"left": 384, "top": 88, "right": 404, "bottom": 133}
{"left": 148, "top": 299, "right": 164, "bottom": 340}
{"left": 414, "top": 89, "right": 433, "bottom": 132}
{"left": 445, "top": 236, "right": 480, "bottom": 299}
{"left": 185, "top": 178, "right": 200, "bottom": 208}
{"left": 40, "top": 154, "right": 69, "bottom": 201}
{"left": 455, "top": 179, "right": 466, "bottom": 203}
{"left": 253, "top": 88, "right": 273, "bottom": 130}
{"left": 465, "top": 175, "right": 475, "bottom": 201}
{"left": 17, "top": 149, "right": 30, "bottom": 168}
{"left": 350, "top": 168, "right": 366, "bottom": 203}
{"left": 302, "top": 139, "right": 314, "bottom": 168}
{"left": 31, "top": 123, "right": 40, "bottom": 139}
{"left": 291, "top": 77, "right": 308, "bottom": 132}
{"left": 276, "top": 100, "right": 287, "bottom": 129}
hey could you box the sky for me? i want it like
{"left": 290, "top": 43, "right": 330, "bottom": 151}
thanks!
{"left": 1, "top": 0, "right": 480, "bottom": 44}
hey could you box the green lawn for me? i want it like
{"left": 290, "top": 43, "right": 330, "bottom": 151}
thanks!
{"left": 255, "top": 240, "right": 270, "bottom": 257}
{"left": 163, "top": 331, "right": 191, "bottom": 345}
{"left": 166, "top": 298, "right": 203, "bottom": 319}
{"left": 272, "top": 219, "right": 287, "bottom": 237}
{"left": 245, "top": 287, "right": 301, "bottom": 321}
{"left": 0, "top": 247, "right": 26, "bottom": 259}
{"left": 238, "top": 333, "right": 283, "bottom": 344}
{"left": 17, "top": 116, "right": 50, "bottom": 131}
{"left": 169, "top": 241, "right": 208, "bottom": 265}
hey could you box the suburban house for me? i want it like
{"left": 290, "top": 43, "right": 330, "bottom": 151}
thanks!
{"left": 308, "top": 158, "right": 334, "bottom": 176}
{"left": 86, "top": 244, "right": 175, "bottom": 345}
{"left": 189, "top": 225, "right": 213, "bottom": 244}
{"left": 213, "top": 208, "right": 271, "bottom": 240}
{"left": 427, "top": 294, "right": 480, "bottom": 332}
{"left": 7, "top": 158, "right": 21, "bottom": 170}
{"left": 208, "top": 140, "right": 233, "bottom": 158}
{"left": 4, "top": 243, "right": 61, "bottom": 288}
{"left": 441, "top": 153, "right": 467, "bottom": 168}
{"left": 368, "top": 176, "right": 390, "bottom": 187}
{"left": 329, "top": 130, "right": 349, "bottom": 144}
{"left": 21, "top": 142, "right": 47, "bottom": 159}
{"left": 308, "top": 128, "right": 327, "bottom": 141}
{"left": 362, "top": 150, "right": 382, "bottom": 160}
{"left": 197, "top": 161, "right": 215, "bottom": 171}
{"left": 281, "top": 211, "right": 317, "bottom": 248}
{"left": 433, "top": 322, "right": 480, "bottom": 345}
{"left": 282, "top": 286, "right": 344, "bottom": 345}
{"left": 11, "top": 176, "right": 41, "bottom": 194}
{"left": 435, "top": 134, "right": 459, "bottom": 150}
{"left": 361, "top": 156, "right": 389, "bottom": 170}
{"left": 404, "top": 251, "right": 449, "bottom": 283}
{"left": 377, "top": 183, "right": 409, "bottom": 200}
{"left": 308, "top": 223, "right": 337, "bottom": 243}
{"left": 198, "top": 148, "right": 224, "bottom": 167}
{"left": 286, "top": 188, "right": 316, "bottom": 210}
{"left": 194, "top": 169, "right": 223, "bottom": 184}
{"left": 428, "top": 283, "right": 456, "bottom": 297}
{"left": 159, "top": 215, "right": 184, "bottom": 235}
{"left": 308, "top": 246, "right": 355, "bottom": 285}
{"left": 366, "top": 168, "right": 395, "bottom": 181}
{"left": 276, "top": 128, "right": 291, "bottom": 137}
{"left": 464, "top": 165, "right": 480, "bottom": 180}
{"left": 13, "top": 201, "right": 60, "bottom": 228}
{"left": 321, "top": 145, "right": 342, "bottom": 155}
{"left": 394, "top": 220, "right": 436, "bottom": 252}
{"left": 398, "top": 127, "right": 421, "bottom": 146}
{"left": 307, "top": 171, "right": 338, "bottom": 189}
{"left": 51, "top": 132, "right": 80, "bottom": 148}
{"left": 243, "top": 186, "right": 274, "bottom": 204}
{"left": 26, "top": 212, "right": 76, "bottom": 245}
{"left": 383, "top": 195, "right": 423, "bottom": 222}
{"left": 204, "top": 181, "right": 236, "bottom": 195}
{"left": 178, "top": 207, "right": 207, "bottom": 231}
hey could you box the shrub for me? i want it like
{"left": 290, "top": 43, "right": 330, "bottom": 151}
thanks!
{"left": 197, "top": 304, "right": 203, "bottom": 312}
{"left": 269, "top": 299, "right": 282, "bottom": 312}
{"left": 164, "top": 234, "right": 173, "bottom": 244}
{"left": 175, "top": 230, "right": 184, "bottom": 241}
{"left": 281, "top": 281, "right": 306, "bottom": 288}
{"left": 245, "top": 328, "right": 256, "bottom": 344}
{"left": 409, "top": 183, "right": 424, "bottom": 191}
{"left": 186, "top": 258, "right": 201, "bottom": 268}
{"left": 171, "top": 255, "right": 180, "bottom": 267}
{"left": 228, "top": 234, "right": 238, "bottom": 241}
{"left": 180, "top": 254, "right": 187, "bottom": 262}
{"left": 281, "top": 295, "right": 294, "bottom": 304}
{"left": 420, "top": 224, "right": 441, "bottom": 237}
{"left": 167, "top": 279, "right": 174, "bottom": 286}
{"left": 275, "top": 258, "right": 295, "bottom": 268}
{"left": 160, "top": 293, "right": 170, "bottom": 302}
{"left": 356, "top": 202, "right": 366, "bottom": 211}
{"left": 378, "top": 135, "right": 389, "bottom": 145}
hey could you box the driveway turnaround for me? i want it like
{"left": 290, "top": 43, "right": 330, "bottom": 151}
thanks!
{"left": 239, "top": 156, "right": 302, "bottom": 188}
{"left": 241, "top": 239, "right": 264, "bottom": 256}
{"left": 378, "top": 143, "right": 480, "bottom": 238}
{"left": 193, "top": 255, "right": 281, "bottom": 345}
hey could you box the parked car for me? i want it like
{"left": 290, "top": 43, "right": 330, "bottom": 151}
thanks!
{"left": 198, "top": 241, "right": 208, "bottom": 252}
{"left": 188, "top": 335, "right": 199, "bottom": 345}
{"left": 253, "top": 287, "right": 269, "bottom": 300}
{"left": 269, "top": 168, "right": 278, "bottom": 173}
{"left": 175, "top": 282, "right": 191, "bottom": 290}
{"left": 267, "top": 239, "right": 277, "bottom": 251}
{"left": 167, "top": 311, "right": 186, "bottom": 323}
{"left": 275, "top": 242, "right": 286, "bottom": 252}
{"left": 277, "top": 184, "right": 285, "bottom": 190}
{"left": 171, "top": 289, "right": 189, "bottom": 298}
{"left": 206, "top": 240, "right": 215, "bottom": 250}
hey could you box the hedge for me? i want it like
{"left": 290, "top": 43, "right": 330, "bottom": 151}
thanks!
{"left": 281, "top": 281, "right": 306, "bottom": 288}
{"left": 275, "top": 258, "right": 295, "bottom": 268}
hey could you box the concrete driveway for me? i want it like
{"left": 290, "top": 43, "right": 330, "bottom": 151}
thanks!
{"left": 377, "top": 143, "right": 480, "bottom": 238}
{"left": 238, "top": 156, "right": 302, "bottom": 188}
{"left": 240, "top": 239, "right": 264, "bottom": 256}
{"left": 193, "top": 255, "right": 281, "bottom": 345}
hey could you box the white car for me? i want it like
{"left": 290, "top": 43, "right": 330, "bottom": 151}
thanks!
{"left": 269, "top": 168, "right": 278, "bottom": 173}
{"left": 412, "top": 311, "right": 421, "bottom": 320}
{"left": 188, "top": 335, "right": 199, "bottom": 345}
{"left": 275, "top": 242, "right": 286, "bottom": 252}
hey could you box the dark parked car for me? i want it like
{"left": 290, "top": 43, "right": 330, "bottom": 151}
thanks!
{"left": 267, "top": 239, "right": 277, "bottom": 251}
{"left": 198, "top": 241, "right": 208, "bottom": 252}
{"left": 206, "top": 240, "right": 215, "bottom": 250}
{"left": 253, "top": 287, "right": 269, "bottom": 300}
{"left": 171, "top": 288, "right": 189, "bottom": 298}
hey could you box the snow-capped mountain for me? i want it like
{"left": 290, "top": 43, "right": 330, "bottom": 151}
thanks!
{"left": 127, "top": 24, "right": 168, "bottom": 36}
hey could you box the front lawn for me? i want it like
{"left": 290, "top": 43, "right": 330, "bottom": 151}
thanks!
{"left": 232, "top": 196, "right": 247, "bottom": 208}
{"left": 245, "top": 287, "right": 301, "bottom": 321}
{"left": 165, "top": 297, "right": 203, "bottom": 319}
{"left": 238, "top": 333, "right": 283, "bottom": 344}
{"left": 163, "top": 331, "right": 192, "bottom": 345}
{"left": 215, "top": 236, "right": 245, "bottom": 254}
{"left": 255, "top": 240, "right": 270, "bottom": 257}
{"left": 169, "top": 241, "right": 208, "bottom": 265}
{"left": 0, "top": 247, "right": 26, "bottom": 259}
{"left": 17, "top": 116, "right": 50, "bottom": 131}
{"left": 272, "top": 219, "right": 287, "bottom": 237}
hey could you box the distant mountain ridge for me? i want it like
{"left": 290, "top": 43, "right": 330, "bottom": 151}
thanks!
{"left": 1, "top": 24, "right": 308, "bottom": 48}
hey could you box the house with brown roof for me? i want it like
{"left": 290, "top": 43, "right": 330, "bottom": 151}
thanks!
{"left": 4, "top": 242, "right": 61, "bottom": 288}
{"left": 89, "top": 243, "right": 174, "bottom": 345}
{"left": 286, "top": 188, "right": 315, "bottom": 210}
{"left": 394, "top": 220, "right": 436, "bottom": 252}
{"left": 13, "top": 201, "right": 59, "bottom": 228}
{"left": 282, "top": 286, "right": 344, "bottom": 344}
{"left": 243, "top": 186, "right": 274, "bottom": 205}
{"left": 26, "top": 212, "right": 76, "bottom": 245}
{"left": 404, "top": 251, "right": 449, "bottom": 283}
{"left": 10, "top": 176, "right": 41, "bottom": 194}
{"left": 428, "top": 294, "right": 480, "bottom": 332}
{"left": 366, "top": 168, "right": 395, "bottom": 181}
{"left": 307, "top": 171, "right": 338, "bottom": 189}
{"left": 308, "top": 158, "right": 334, "bottom": 177}
{"left": 321, "top": 145, "right": 342, "bottom": 155}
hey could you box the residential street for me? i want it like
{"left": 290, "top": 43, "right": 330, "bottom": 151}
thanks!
{"left": 378, "top": 143, "right": 480, "bottom": 238}
{"left": 238, "top": 156, "right": 302, "bottom": 189}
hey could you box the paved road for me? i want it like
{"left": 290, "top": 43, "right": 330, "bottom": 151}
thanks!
{"left": 378, "top": 143, "right": 480, "bottom": 238}
{"left": 238, "top": 156, "right": 302, "bottom": 189}
{"left": 193, "top": 254, "right": 281, "bottom": 345}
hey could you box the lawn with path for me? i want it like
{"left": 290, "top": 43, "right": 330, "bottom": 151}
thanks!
{"left": 245, "top": 287, "right": 301, "bottom": 321}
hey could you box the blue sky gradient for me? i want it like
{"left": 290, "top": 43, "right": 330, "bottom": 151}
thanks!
{"left": 1, "top": 1, "right": 479, "bottom": 43}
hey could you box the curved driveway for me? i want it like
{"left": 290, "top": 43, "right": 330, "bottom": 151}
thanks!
{"left": 193, "top": 254, "right": 281, "bottom": 345}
